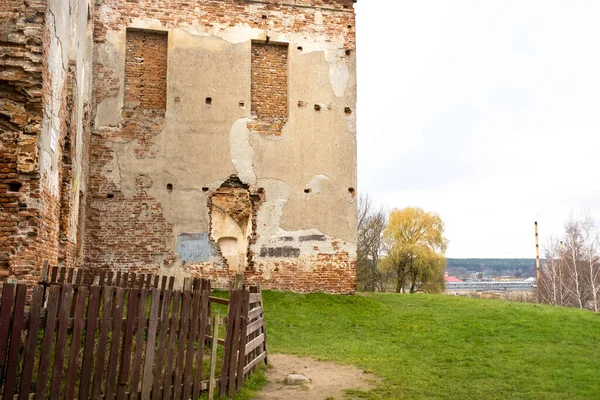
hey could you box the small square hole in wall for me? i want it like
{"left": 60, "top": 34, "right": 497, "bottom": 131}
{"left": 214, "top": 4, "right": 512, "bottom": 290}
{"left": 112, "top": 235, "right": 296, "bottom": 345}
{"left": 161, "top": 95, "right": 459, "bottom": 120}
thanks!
{"left": 239, "top": 102, "right": 245, "bottom": 108}
{"left": 8, "top": 182, "right": 22, "bottom": 192}
{"left": 202, "top": 187, "right": 209, "bottom": 192}
{"left": 345, "top": 107, "right": 352, "bottom": 115}
{"left": 345, "top": 49, "right": 352, "bottom": 56}
{"left": 348, "top": 187, "right": 356, "bottom": 197}
{"left": 167, "top": 183, "right": 173, "bottom": 191}
{"left": 297, "top": 46, "right": 303, "bottom": 51}
{"left": 107, "top": 193, "right": 114, "bottom": 199}
{"left": 347, "top": 25, "right": 352, "bottom": 29}
{"left": 314, "top": 104, "right": 321, "bottom": 111}
{"left": 206, "top": 97, "right": 212, "bottom": 105}
{"left": 262, "top": 14, "right": 267, "bottom": 19}
{"left": 304, "top": 188, "right": 311, "bottom": 194}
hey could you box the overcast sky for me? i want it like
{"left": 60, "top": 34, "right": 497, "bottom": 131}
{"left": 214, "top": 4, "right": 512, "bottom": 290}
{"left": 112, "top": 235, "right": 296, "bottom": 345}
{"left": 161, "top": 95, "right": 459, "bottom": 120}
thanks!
{"left": 355, "top": 1, "right": 600, "bottom": 258}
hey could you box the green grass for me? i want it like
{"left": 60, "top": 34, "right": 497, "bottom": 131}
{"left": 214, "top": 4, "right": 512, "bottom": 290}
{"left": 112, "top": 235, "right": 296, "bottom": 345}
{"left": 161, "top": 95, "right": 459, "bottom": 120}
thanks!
{"left": 262, "top": 291, "right": 600, "bottom": 400}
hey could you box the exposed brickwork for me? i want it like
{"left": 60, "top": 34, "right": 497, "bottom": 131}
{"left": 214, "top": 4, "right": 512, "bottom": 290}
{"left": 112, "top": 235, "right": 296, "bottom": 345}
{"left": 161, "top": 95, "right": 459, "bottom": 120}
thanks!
{"left": 58, "top": 62, "right": 78, "bottom": 268}
{"left": 185, "top": 245, "right": 356, "bottom": 295}
{"left": 0, "top": 0, "right": 46, "bottom": 279}
{"left": 91, "top": 1, "right": 356, "bottom": 49}
{"left": 249, "top": 42, "right": 288, "bottom": 136}
{"left": 124, "top": 29, "right": 168, "bottom": 111}
{"left": 85, "top": 28, "right": 171, "bottom": 272}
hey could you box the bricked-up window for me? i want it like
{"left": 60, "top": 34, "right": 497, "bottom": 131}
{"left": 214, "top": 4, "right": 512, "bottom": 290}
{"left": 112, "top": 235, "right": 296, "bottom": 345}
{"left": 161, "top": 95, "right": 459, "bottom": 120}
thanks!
{"left": 124, "top": 29, "right": 168, "bottom": 111}
{"left": 249, "top": 42, "right": 288, "bottom": 136}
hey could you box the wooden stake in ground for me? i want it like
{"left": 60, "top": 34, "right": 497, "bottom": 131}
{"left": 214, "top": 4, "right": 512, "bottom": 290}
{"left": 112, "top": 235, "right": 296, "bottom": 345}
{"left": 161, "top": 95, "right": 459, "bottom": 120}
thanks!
{"left": 208, "top": 310, "right": 220, "bottom": 400}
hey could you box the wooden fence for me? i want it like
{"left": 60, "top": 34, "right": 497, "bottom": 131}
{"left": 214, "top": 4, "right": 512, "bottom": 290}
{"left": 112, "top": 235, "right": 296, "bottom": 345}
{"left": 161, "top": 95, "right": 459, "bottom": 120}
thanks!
{"left": 0, "top": 268, "right": 268, "bottom": 399}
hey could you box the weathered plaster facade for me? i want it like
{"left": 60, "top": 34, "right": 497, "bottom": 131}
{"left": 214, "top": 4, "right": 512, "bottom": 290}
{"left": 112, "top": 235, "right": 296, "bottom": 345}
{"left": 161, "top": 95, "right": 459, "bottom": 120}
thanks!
{"left": 1, "top": 0, "right": 357, "bottom": 294}
{"left": 1, "top": 0, "right": 93, "bottom": 281}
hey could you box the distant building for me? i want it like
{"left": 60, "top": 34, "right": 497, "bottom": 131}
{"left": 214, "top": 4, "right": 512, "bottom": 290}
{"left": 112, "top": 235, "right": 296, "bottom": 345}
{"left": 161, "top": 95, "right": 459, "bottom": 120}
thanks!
{"left": 444, "top": 272, "right": 464, "bottom": 283}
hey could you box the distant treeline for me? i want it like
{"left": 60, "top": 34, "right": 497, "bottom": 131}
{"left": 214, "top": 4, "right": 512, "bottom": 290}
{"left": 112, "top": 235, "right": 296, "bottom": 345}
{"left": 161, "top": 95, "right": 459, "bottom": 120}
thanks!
{"left": 447, "top": 258, "right": 536, "bottom": 276}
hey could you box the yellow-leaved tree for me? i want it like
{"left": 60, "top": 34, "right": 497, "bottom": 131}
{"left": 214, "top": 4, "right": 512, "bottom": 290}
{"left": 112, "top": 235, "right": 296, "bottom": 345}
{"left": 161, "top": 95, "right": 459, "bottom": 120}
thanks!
{"left": 382, "top": 207, "right": 448, "bottom": 293}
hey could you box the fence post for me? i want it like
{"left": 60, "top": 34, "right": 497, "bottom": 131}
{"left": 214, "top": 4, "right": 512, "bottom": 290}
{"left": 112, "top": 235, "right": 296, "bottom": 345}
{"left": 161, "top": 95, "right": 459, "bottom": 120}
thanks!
{"left": 208, "top": 310, "right": 220, "bottom": 400}
{"left": 236, "top": 289, "right": 250, "bottom": 391}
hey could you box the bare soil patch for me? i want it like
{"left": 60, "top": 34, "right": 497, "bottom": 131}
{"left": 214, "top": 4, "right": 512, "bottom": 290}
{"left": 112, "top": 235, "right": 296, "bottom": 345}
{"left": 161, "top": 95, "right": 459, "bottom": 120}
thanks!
{"left": 256, "top": 354, "right": 376, "bottom": 400}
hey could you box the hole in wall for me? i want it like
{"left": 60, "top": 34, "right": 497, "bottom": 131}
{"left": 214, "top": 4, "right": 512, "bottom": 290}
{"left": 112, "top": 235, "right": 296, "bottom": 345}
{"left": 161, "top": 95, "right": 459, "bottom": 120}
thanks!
{"left": 298, "top": 101, "right": 306, "bottom": 107}
{"left": 257, "top": 188, "right": 265, "bottom": 194}
{"left": 345, "top": 107, "right": 352, "bottom": 115}
{"left": 167, "top": 183, "right": 173, "bottom": 191}
{"left": 202, "top": 187, "right": 209, "bottom": 192}
{"left": 347, "top": 25, "right": 352, "bottom": 29}
{"left": 262, "top": 14, "right": 267, "bottom": 19}
{"left": 348, "top": 187, "right": 356, "bottom": 197}
{"left": 345, "top": 49, "right": 352, "bottom": 56}
{"left": 206, "top": 97, "right": 212, "bottom": 105}
{"left": 209, "top": 175, "right": 261, "bottom": 272}
{"left": 18, "top": 203, "right": 27, "bottom": 209}
{"left": 107, "top": 193, "right": 114, "bottom": 199}
{"left": 297, "top": 46, "right": 303, "bottom": 51}
{"left": 304, "top": 188, "right": 311, "bottom": 194}
{"left": 314, "top": 104, "right": 321, "bottom": 111}
{"left": 265, "top": 36, "right": 270, "bottom": 43}
{"left": 239, "top": 102, "right": 245, "bottom": 108}
{"left": 8, "top": 182, "right": 22, "bottom": 192}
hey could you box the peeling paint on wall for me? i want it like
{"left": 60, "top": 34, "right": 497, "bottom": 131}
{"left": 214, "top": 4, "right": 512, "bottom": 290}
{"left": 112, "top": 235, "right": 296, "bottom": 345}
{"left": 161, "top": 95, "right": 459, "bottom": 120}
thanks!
{"left": 176, "top": 233, "right": 213, "bottom": 262}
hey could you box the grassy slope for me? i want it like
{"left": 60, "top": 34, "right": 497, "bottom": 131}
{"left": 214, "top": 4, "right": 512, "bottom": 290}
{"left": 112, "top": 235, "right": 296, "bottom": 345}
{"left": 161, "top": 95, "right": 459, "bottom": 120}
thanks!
{"left": 262, "top": 291, "right": 600, "bottom": 399}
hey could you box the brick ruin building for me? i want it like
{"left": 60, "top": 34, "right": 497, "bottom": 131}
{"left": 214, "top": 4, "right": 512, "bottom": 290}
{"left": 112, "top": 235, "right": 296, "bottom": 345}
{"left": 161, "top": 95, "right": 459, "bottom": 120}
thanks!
{"left": 1, "top": 0, "right": 357, "bottom": 293}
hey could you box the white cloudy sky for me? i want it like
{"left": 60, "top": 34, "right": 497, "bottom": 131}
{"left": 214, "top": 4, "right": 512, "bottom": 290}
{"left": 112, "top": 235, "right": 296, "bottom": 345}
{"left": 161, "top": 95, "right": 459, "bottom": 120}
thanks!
{"left": 354, "top": 1, "right": 600, "bottom": 258}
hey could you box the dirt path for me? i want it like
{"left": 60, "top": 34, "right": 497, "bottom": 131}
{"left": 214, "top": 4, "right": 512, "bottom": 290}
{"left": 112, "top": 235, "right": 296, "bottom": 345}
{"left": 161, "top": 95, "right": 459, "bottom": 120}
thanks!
{"left": 255, "top": 354, "right": 376, "bottom": 400}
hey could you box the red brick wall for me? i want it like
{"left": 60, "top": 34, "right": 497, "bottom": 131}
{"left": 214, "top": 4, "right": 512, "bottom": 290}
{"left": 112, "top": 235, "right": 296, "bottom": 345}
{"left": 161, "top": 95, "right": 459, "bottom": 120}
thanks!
{"left": 124, "top": 30, "right": 168, "bottom": 111}
{"left": 0, "top": 0, "right": 47, "bottom": 280}
{"left": 249, "top": 42, "right": 288, "bottom": 136}
{"left": 84, "top": 27, "right": 172, "bottom": 271}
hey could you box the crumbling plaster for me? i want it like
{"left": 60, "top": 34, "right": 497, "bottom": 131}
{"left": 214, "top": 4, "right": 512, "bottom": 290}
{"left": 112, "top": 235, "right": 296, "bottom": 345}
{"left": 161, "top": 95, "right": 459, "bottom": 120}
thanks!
{"left": 40, "top": 0, "right": 72, "bottom": 197}
{"left": 90, "top": 4, "right": 356, "bottom": 281}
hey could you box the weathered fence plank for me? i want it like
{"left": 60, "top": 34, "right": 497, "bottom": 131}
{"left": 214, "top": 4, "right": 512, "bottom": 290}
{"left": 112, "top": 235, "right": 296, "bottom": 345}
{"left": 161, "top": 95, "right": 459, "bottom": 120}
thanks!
{"left": 173, "top": 291, "right": 191, "bottom": 400}
{"left": 79, "top": 285, "right": 101, "bottom": 400}
{"left": 50, "top": 284, "right": 74, "bottom": 400}
{"left": 163, "top": 290, "right": 180, "bottom": 400}
{"left": 130, "top": 289, "right": 149, "bottom": 399}
{"left": 19, "top": 286, "right": 44, "bottom": 400}
{"left": 65, "top": 286, "right": 87, "bottom": 400}
{"left": 3, "top": 284, "right": 26, "bottom": 400}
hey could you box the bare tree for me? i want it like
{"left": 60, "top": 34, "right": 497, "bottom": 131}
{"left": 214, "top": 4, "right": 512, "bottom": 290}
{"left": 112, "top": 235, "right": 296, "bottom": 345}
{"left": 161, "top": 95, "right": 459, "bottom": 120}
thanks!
{"left": 581, "top": 215, "right": 600, "bottom": 312}
{"left": 356, "top": 194, "right": 387, "bottom": 291}
{"left": 539, "top": 237, "right": 560, "bottom": 306}
{"left": 562, "top": 218, "right": 588, "bottom": 308}
{"left": 539, "top": 214, "right": 600, "bottom": 312}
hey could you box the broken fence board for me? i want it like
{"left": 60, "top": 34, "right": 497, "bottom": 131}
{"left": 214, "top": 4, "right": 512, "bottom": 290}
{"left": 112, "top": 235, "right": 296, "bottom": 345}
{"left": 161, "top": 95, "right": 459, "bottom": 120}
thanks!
{"left": 243, "top": 351, "right": 267, "bottom": 376}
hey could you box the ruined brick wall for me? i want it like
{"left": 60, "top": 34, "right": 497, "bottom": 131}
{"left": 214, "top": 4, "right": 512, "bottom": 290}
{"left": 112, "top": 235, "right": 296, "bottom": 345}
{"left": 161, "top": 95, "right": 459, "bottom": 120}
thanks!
{"left": 0, "top": 1, "right": 46, "bottom": 278}
{"left": 85, "top": 0, "right": 357, "bottom": 294}
{"left": 249, "top": 42, "right": 288, "bottom": 136}
{"left": 124, "top": 30, "right": 168, "bottom": 111}
{"left": 1, "top": 0, "right": 95, "bottom": 283}
{"left": 83, "top": 27, "right": 174, "bottom": 271}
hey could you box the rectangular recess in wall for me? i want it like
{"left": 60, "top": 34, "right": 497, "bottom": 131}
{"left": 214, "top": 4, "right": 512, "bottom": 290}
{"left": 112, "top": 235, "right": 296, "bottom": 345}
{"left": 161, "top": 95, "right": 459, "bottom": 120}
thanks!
{"left": 249, "top": 41, "right": 289, "bottom": 136}
{"left": 124, "top": 29, "right": 168, "bottom": 111}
